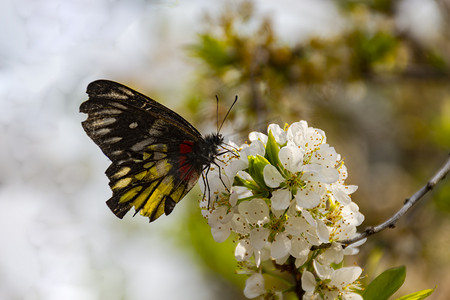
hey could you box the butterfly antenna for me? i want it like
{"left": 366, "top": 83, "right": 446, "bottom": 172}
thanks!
{"left": 215, "top": 95, "right": 220, "bottom": 133}
{"left": 218, "top": 95, "right": 238, "bottom": 133}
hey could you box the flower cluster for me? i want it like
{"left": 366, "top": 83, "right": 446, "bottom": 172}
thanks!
{"left": 200, "top": 121, "right": 365, "bottom": 299}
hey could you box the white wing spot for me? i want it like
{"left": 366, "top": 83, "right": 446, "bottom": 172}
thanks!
{"left": 96, "top": 128, "right": 111, "bottom": 136}
{"left": 92, "top": 117, "right": 116, "bottom": 127}
{"left": 129, "top": 122, "right": 138, "bottom": 129}
{"left": 117, "top": 86, "right": 135, "bottom": 97}
{"left": 111, "top": 150, "right": 124, "bottom": 156}
{"left": 109, "top": 102, "right": 128, "bottom": 110}
{"left": 155, "top": 159, "right": 170, "bottom": 175}
{"left": 153, "top": 152, "right": 166, "bottom": 160}
{"left": 105, "top": 137, "right": 123, "bottom": 144}
{"left": 104, "top": 91, "right": 128, "bottom": 100}
{"left": 148, "top": 119, "right": 166, "bottom": 135}
{"left": 131, "top": 138, "right": 156, "bottom": 152}
{"left": 98, "top": 108, "right": 122, "bottom": 115}
{"left": 148, "top": 128, "right": 162, "bottom": 136}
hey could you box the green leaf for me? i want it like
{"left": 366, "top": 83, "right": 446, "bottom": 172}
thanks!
{"left": 395, "top": 288, "right": 435, "bottom": 300}
{"left": 247, "top": 155, "right": 270, "bottom": 190}
{"left": 189, "top": 34, "right": 234, "bottom": 72}
{"left": 233, "top": 173, "right": 260, "bottom": 191}
{"left": 363, "top": 266, "right": 406, "bottom": 300}
{"left": 265, "top": 130, "right": 281, "bottom": 167}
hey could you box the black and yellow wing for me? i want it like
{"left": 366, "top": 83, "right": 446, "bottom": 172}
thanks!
{"left": 80, "top": 80, "right": 206, "bottom": 222}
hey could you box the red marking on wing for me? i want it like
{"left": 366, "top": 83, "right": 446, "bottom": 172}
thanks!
{"left": 180, "top": 141, "right": 193, "bottom": 154}
{"left": 179, "top": 141, "right": 196, "bottom": 178}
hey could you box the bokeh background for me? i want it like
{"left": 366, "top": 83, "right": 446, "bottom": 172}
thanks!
{"left": 1, "top": 0, "right": 449, "bottom": 299}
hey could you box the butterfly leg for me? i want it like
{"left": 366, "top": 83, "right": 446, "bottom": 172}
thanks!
{"left": 213, "top": 161, "right": 230, "bottom": 194}
{"left": 202, "top": 166, "right": 212, "bottom": 209}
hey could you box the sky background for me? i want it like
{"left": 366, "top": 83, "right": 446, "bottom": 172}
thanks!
{"left": 0, "top": 0, "right": 443, "bottom": 299}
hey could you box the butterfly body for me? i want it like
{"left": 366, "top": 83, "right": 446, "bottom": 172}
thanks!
{"left": 80, "top": 80, "right": 222, "bottom": 222}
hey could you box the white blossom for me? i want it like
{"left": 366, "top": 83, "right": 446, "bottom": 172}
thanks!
{"left": 279, "top": 145, "right": 304, "bottom": 173}
{"left": 235, "top": 238, "right": 253, "bottom": 261}
{"left": 270, "top": 232, "right": 291, "bottom": 259}
{"left": 305, "top": 260, "right": 363, "bottom": 300}
{"left": 238, "top": 198, "right": 270, "bottom": 226}
{"left": 301, "top": 271, "right": 317, "bottom": 294}
{"left": 295, "top": 188, "right": 321, "bottom": 208}
{"left": 244, "top": 273, "right": 266, "bottom": 299}
{"left": 263, "top": 164, "right": 285, "bottom": 188}
{"left": 271, "top": 189, "right": 291, "bottom": 210}
{"left": 199, "top": 121, "right": 365, "bottom": 299}
{"left": 268, "top": 123, "right": 287, "bottom": 145}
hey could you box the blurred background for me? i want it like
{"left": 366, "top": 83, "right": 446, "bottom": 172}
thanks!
{"left": 1, "top": 0, "right": 449, "bottom": 299}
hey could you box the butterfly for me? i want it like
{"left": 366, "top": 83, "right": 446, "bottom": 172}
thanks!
{"left": 80, "top": 80, "right": 229, "bottom": 222}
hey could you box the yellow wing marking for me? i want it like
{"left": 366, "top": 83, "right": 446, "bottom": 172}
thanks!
{"left": 143, "top": 151, "right": 166, "bottom": 161}
{"left": 109, "top": 145, "right": 192, "bottom": 220}
{"left": 135, "top": 170, "right": 148, "bottom": 180}
{"left": 147, "top": 144, "right": 167, "bottom": 152}
{"left": 143, "top": 161, "right": 154, "bottom": 169}
{"left": 148, "top": 159, "right": 171, "bottom": 177}
{"left": 140, "top": 176, "right": 174, "bottom": 219}
{"left": 112, "top": 177, "right": 133, "bottom": 190}
{"left": 112, "top": 167, "right": 131, "bottom": 179}
{"left": 119, "top": 186, "right": 143, "bottom": 203}
{"left": 133, "top": 182, "right": 159, "bottom": 210}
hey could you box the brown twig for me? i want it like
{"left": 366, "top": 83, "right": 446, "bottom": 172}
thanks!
{"left": 339, "top": 154, "right": 450, "bottom": 246}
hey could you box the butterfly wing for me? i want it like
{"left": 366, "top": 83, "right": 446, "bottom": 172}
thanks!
{"left": 80, "top": 80, "right": 204, "bottom": 222}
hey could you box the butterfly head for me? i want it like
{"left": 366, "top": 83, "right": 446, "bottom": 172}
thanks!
{"left": 200, "top": 133, "right": 224, "bottom": 165}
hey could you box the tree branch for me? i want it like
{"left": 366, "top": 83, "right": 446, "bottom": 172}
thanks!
{"left": 339, "top": 154, "right": 450, "bottom": 246}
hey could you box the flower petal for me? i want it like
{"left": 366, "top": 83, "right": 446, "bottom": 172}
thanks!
{"left": 329, "top": 266, "right": 362, "bottom": 288}
{"left": 295, "top": 189, "right": 320, "bottom": 209}
{"left": 313, "top": 259, "right": 332, "bottom": 280}
{"left": 302, "top": 164, "right": 339, "bottom": 184}
{"left": 318, "top": 243, "right": 344, "bottom": 265}
{"left": 235, "top": 239, "right": 252, "bottom": 261}
{"left": 249, "top": 131, "right": 268, "bottom": 144}
{"left": 263, "top": 164, "right": 284, "bottom": 188}
{"left": 211, "top": 226, "right": 231, "bottom": 243}
{"left": 279, "top": 145, "right": 303, "bottom": 173}
{"left": 274, "top": 254, "right": 289, "bottom": 265}
{"left": 271, "top": 232, "right": 291, "bottom": 259}
{"left": 301, "top": 271, "right": 316, "bottom": 293}
{"left": 231, "top": 215, "right": 249, "bottom": 235}
{"left": 343, "top": 293, "right": 364, "bottom": 300}
{"left": 285, "top": 216, "right": 308, "bottom": 236}
{"left": 271, "top": 189, "right": 291, "bottom": 210}
{"left": 244, "top": 273, "right": 265, "bottom": 299}
{"left": 331, "top": 185, "right": 352, "bottom": 205}
{"left": 290, "top": 237, "right": 309, "bottom": 260}
{"left": 316, "top": 220, "right": 330, "bottom": 243}
{"left": 208, "top": 206, "right": 231, "bottom": 226}
{"left": 238, "top": 198, "right": 270, "bottom": 226}
{"left": 250, "top": 227, "right": 270, "bottom": 250}
{"left": 344, "top": 185, "right": 358, "bottom": 194}
{"left": 301, "top": 209, "right": 317, "bottom": 227}
{"left": 268, "top": 123, "right": 287, "bottom": 145}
